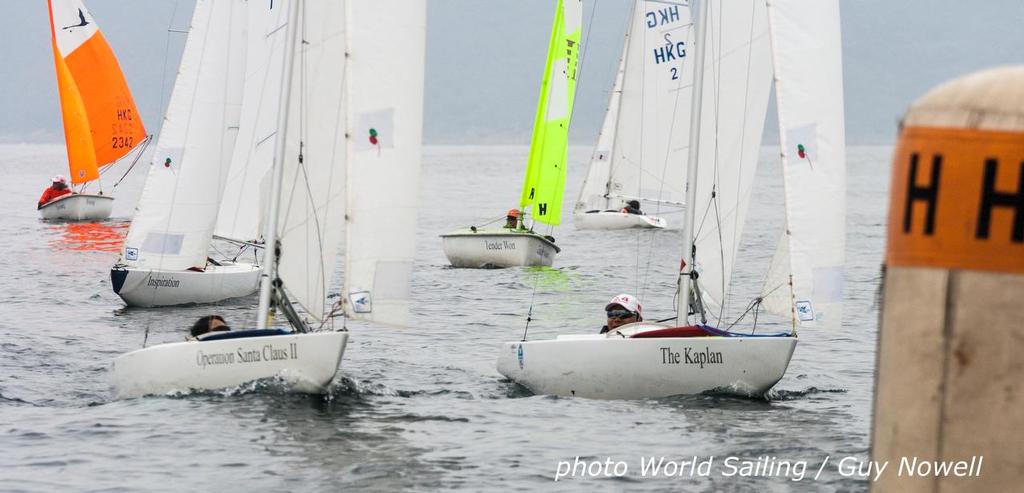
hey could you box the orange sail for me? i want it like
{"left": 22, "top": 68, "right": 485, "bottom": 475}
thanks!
{"left": 48, "top": 0, "right": 146, "bottom": 185}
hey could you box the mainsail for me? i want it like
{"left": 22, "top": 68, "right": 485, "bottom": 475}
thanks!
{"left": 214, "top": 2, "right": 293, "bottom": 244}
{"left": 47, "top": 0, "right": 146, "bottom": 185}
{"left": 759, "top": 0, "right": 846, "bottom": 328}
{"left": 685, "top": 0, "right": 774, "bottom": 319}
{"left": 341, "top": 2, "right": 426, "bottom": 326}
{"left": 121, "top": 0, "right": 247, "bottom": 271}
{"left": 261, "top": 0, "right": 425, "bottom": 327}
{"left": 576, "top": 0, "right": 692, "bottom": 214}
{"left": 519, "top": 0, "right": 583, "bottom": 226}
{"left": 681, "top": 0, "right": 844, "bottom": 329}
{"left": 575, "top": 50, "right": 623, "bottom": 213}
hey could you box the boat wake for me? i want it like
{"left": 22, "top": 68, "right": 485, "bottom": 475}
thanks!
{"left": 155, "top": 376, "right": 307, "bottom": 398}
{"left": 329, "top": 376, "right": 475, "bottom": 401}
{"left": 764, "top": 386, "right": 848, "bottom": 401}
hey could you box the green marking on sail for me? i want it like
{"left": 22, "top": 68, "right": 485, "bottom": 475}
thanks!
{"left": 519, "top": 0, "right": 581, "bottom": 226}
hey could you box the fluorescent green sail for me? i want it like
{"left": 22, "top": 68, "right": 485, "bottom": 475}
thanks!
{"left": 519, "top": 0, "right": 582, "bottom": 226}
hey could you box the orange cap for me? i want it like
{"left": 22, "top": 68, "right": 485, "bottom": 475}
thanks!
{"left": 507, "top": 208, "right": 520, "bottom": 218}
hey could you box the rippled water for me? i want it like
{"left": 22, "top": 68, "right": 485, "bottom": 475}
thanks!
{"left": 0, "top": 144, "right": 889, "bottom": 491}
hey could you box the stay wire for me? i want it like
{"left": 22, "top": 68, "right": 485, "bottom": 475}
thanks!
{"left": 110, "top": 135, "right": 152, "bottom": 189}
{"left": 140, "top": 0, "right": 189, "bottom": 348}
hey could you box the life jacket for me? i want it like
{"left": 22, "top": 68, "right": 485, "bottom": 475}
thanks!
{"left": 38, "top": 186, "right": 71, "bottom": 206}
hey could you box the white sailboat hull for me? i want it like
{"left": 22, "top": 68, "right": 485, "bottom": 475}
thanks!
{"left": 497, "top": 331, "right": 796, "bottom": 399}
{"left": 111, "top": 262, "right": 261, "bottom": 307}
{"left": 38, "top": 194, "right": 114, "bottom": 221}
{"left": 573, "top": 210, "right": 667, "bottom": 230}
{"left": 441, "top": 229, "right": 561, "bottom": 268}
{"left": 111, "top": 331, "right": 348, "bottom": 399}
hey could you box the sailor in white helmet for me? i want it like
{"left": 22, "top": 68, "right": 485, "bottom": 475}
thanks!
{"left": 600, "top": 293, "right": 643, "bottom": 334}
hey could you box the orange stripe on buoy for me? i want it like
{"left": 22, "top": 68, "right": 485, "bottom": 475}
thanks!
{"left": 887, "top": 126, "right": 1024, "bottom": 274}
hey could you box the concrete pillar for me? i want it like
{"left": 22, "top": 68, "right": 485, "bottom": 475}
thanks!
{"left": 871, "top": 66, "right": 1024, "bottom": 492}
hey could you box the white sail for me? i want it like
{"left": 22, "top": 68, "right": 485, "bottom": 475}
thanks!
{"left": 214, "top": 2, "right": 292, "bottom": 243}
{"left": 122, "top": 0, "right": 247, "bottom": 271}
{"left": 759, "top": 0, "right": 846, "bottom": 328}
{"left": 602, "top": 0, "right": 693, "bottom": 212}
{"left": 270, "top": 0, "right": 425, "bottom": 326}
{"left": 341, "top": 1, "right": 426, "bottom": 326}
{"left": 688, "top": 0, "right": 774, "bottom": 318}
{"left": 272, "top": 0, "right": 347, "bottom": 321}
{"left": 575, "top": 38, "right": 625, "bottom": 213}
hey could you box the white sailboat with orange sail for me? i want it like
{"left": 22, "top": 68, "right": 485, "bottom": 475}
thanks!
{"left": 41, "top": 0, "right": 147, "bottom": 221}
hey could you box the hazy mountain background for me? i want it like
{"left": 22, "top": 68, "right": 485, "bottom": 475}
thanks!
{"left": 2, "top": 0, "right": 1022, "bottom": 145}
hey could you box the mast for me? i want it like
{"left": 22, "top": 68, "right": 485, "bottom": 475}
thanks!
{"left": 677, "top": 0, "right": 708, "bottom": 324}
{"left": 257, "top": 0, "right": 302, "bottom": 330}
{"left": 602, "top": 7, "right": 632, "bottom": 211}
{"left": 341, "top": 0, "right": 354, "bottom": 320}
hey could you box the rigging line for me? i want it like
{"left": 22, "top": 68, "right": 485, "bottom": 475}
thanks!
{"left": 287, "top": 0, "right": 334, "bottom": 327}
{"left": 713, "top": 187, "right": 726, "bottom": 327}
{"left": 157, "top": 0, "right": 182, "bottom": 140}
{"left": 110, "top": 135, "right": 152, "bottom": 189}
{"left": 473, "top": 215, "right": 507, "bottom": 229}
{"left": 635, "top": 228, "right": 641, "bottom": 295}
{"left": 699, "top": 1, "right": 729, "bottom": 323}
{"left": 727, "top": 281, "right": 786, "bottom": 330}
{"left": 569, "top": 0, "right": 600, "bottom": 125}
{"left": 601, "top": 2, "right": 636, "bottom": 208}
{"left": 723, "top": 0, "right": 760, "bottom": 319}
{"left": 520, "top": 265, "right": 544, "bottom": 342}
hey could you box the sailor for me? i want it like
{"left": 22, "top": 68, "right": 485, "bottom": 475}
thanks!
{"left": 37, "top": 175, "right": 72, "bottom": 208}
{"left": 189, "top": 315, "right": 231, "bottom": 341}
{"left": 504, "top": 208, "right": 522, "bottom": 229}
{"left": 600, "top": 293, "right": 643, "bottom": 334}
{"left": 621, "top": 199, "right": 643, "bottom": 215}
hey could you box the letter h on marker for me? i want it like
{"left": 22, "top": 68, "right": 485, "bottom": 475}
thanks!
{"left": 976, "top": 159, "right": 1024, "bottom": 242}
{"left": 904, "top": 153, "right": 941, "bottom": 235}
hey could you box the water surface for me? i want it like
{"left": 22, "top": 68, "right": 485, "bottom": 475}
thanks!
{"left": 0, "top": 144, "right": 888, "bottom": 491}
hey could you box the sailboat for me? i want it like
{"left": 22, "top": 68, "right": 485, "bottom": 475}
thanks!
{"left": 498, "top": 0, "right": 846, "bottom": 399}
{"left": 41, "top": 0, "right": 147, "bottom": 221}
{"left": 440, "top": 0, "right": 582, "bottom": 269}
{"left": 109, "top": 0, "right": 260, "bottom": 307}
{"left": 111, "top": 0, "right": 425, "bottom": 398}
{"left": 573, "top": 1, "right": 689, "bottom": 230}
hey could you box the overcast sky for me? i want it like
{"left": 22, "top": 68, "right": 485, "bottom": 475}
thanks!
{"left": 2, "top": 0, "right": 1022, "bottom": 145}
